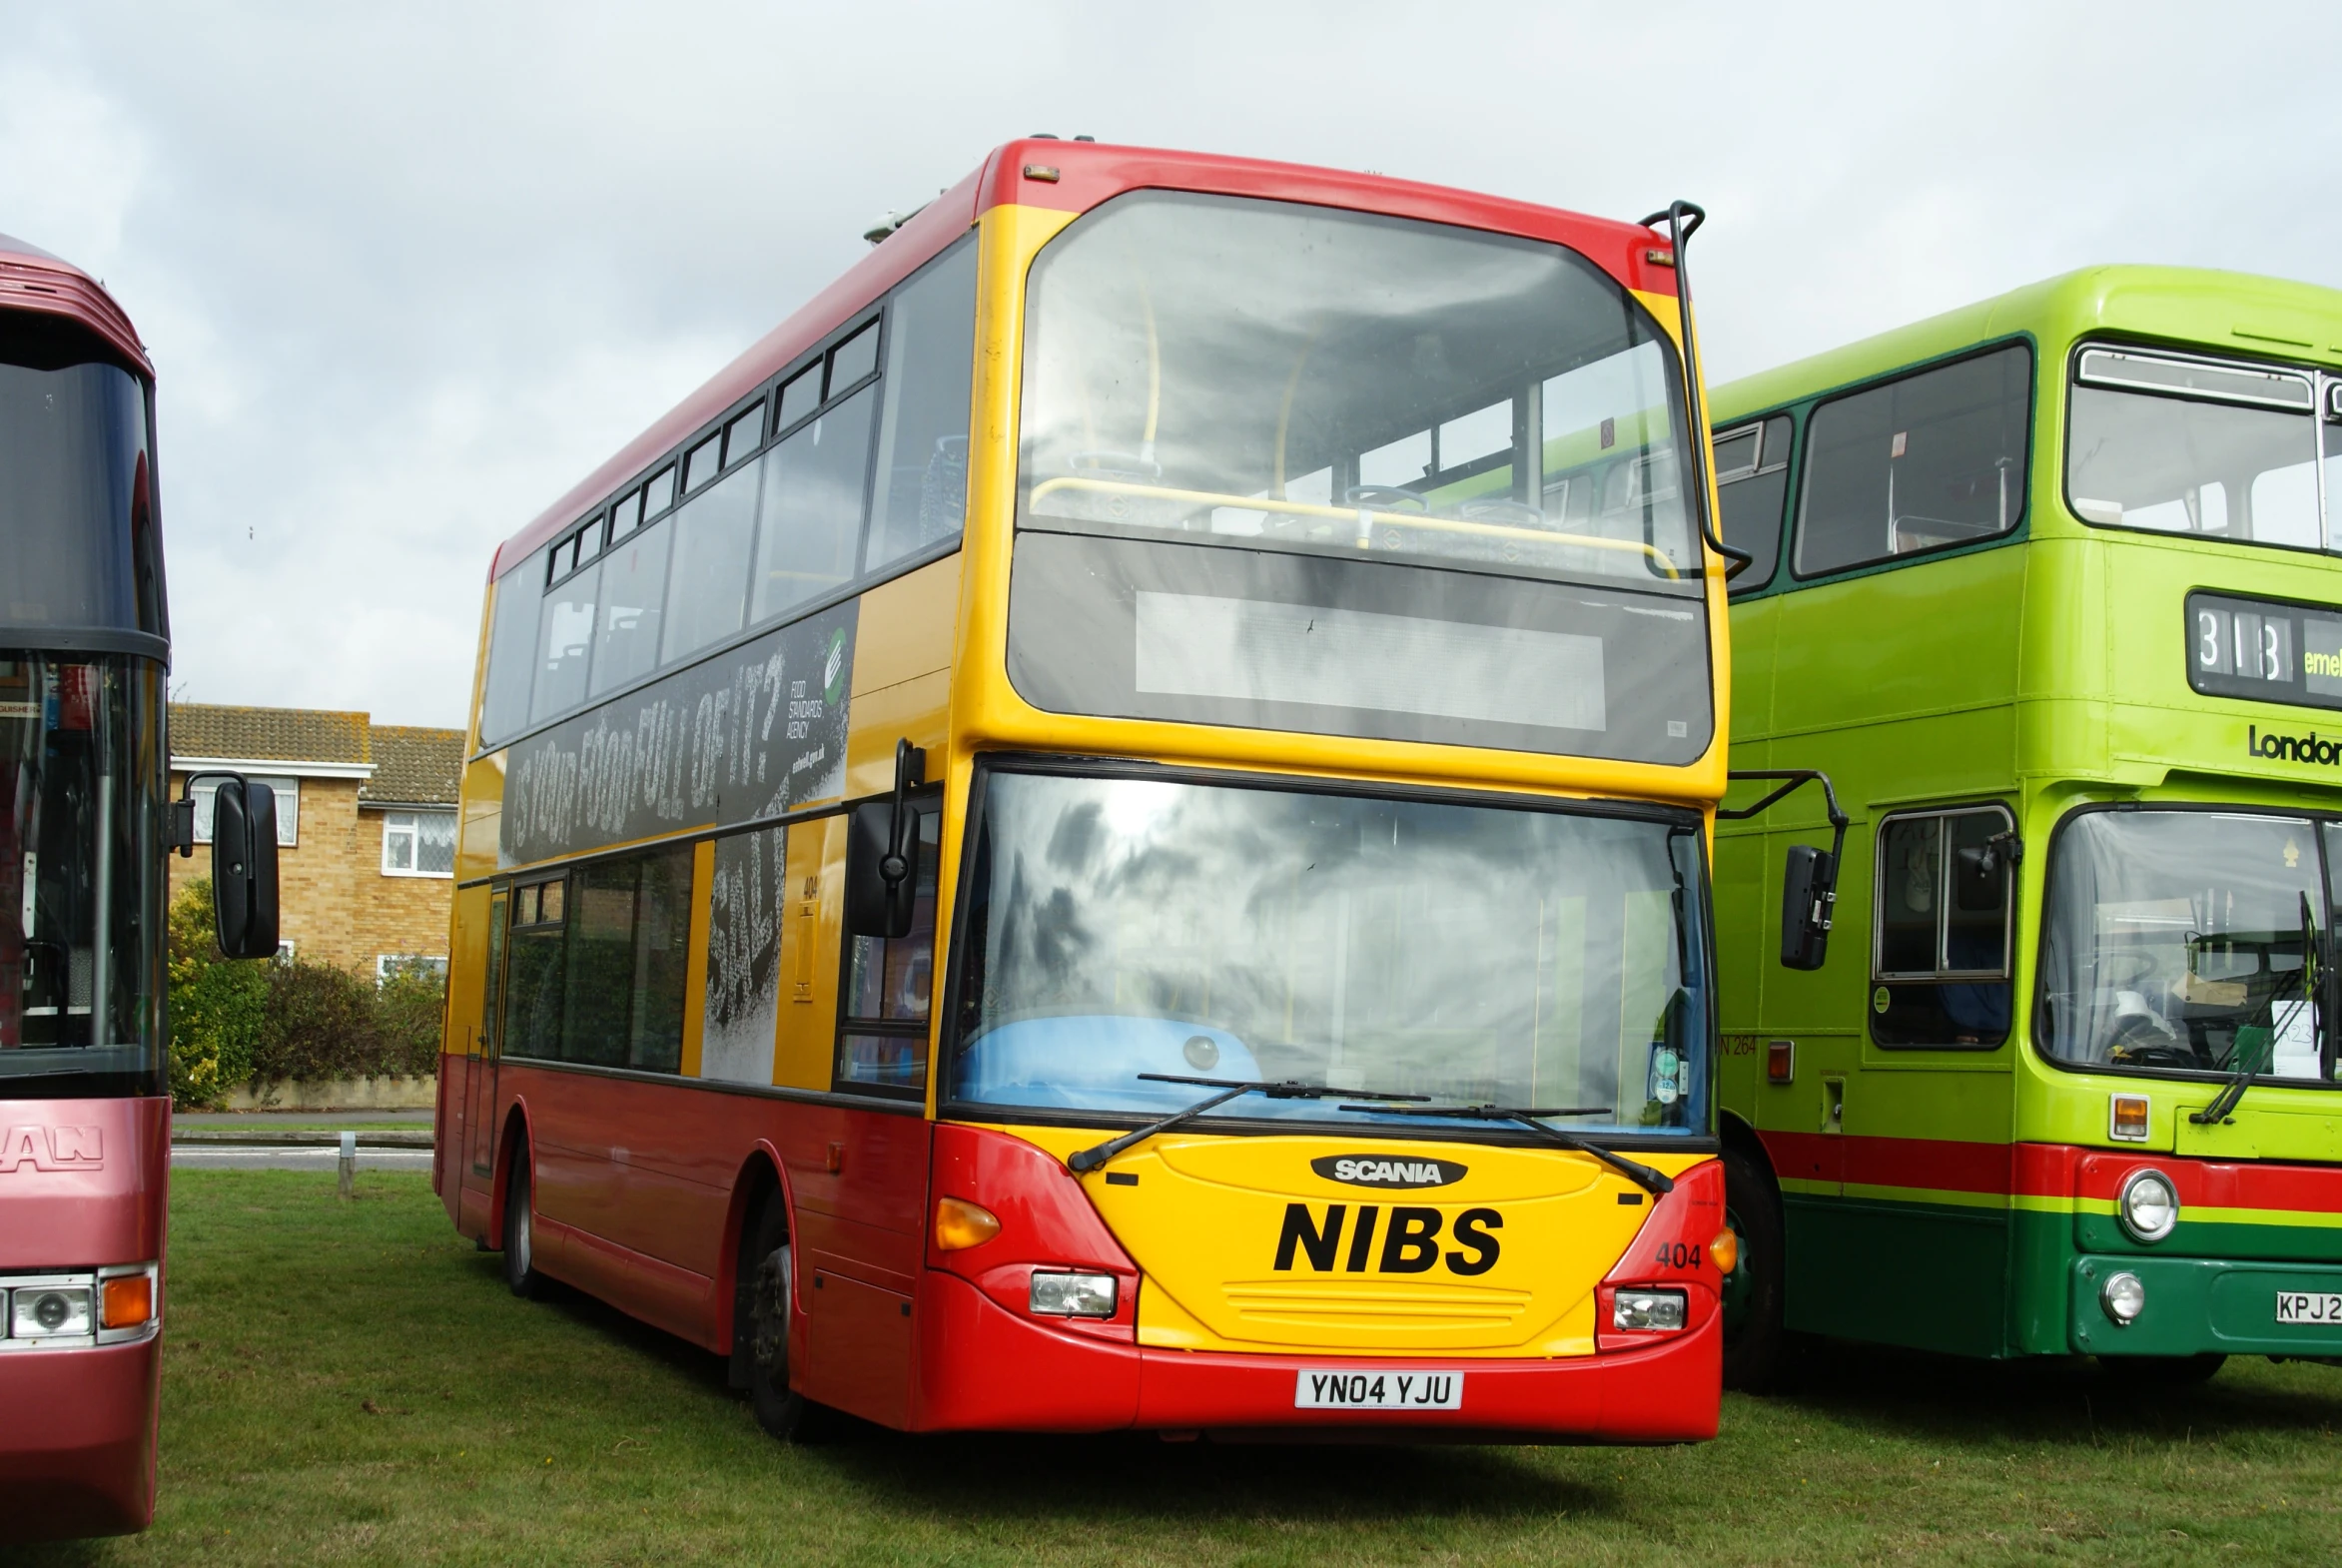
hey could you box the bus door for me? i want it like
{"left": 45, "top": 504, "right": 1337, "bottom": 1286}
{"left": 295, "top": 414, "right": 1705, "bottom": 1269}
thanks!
{"left": 462, "top": 886, "right": 509, "bottom": 1216}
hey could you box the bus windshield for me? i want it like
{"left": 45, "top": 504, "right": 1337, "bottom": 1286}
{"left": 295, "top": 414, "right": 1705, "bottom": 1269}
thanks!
{"left": 947, "top": 769, "right": 1709, "bottom": 1140}
{"left": 1018, "top": 192, "right": 1699, "bottom": 591}
{"left": 0, "top": 356, "right": 157, "bottom": 635}
{"left": 0, "top": 652, "right": 165, "bottom": 1096}
{"left": 2038, "top": 809, "right": 2335, "bottom": 1083}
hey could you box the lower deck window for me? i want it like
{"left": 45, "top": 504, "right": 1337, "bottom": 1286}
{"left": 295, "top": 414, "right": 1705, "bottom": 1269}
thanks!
{"left": 1872, "top": 805, "right": 2014, "bottom": 1048}
{"left": 501, "top": 848, "right": 694, "bottom": 1074}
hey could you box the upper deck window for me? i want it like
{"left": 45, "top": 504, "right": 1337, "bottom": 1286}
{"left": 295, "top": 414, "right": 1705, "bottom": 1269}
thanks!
{"left": 471, "top": 237, "right": 976, "bottom": 754}
{"left": 1794, "top": 345, "right": 2031, "bottom": 578}
{"left": 1017, "top": 192, "right": 1699, "bottom": 591}
{"left": 1716, "top": 414, "right": 1792, "bottom": 591}
{"left": 2066, "top": 345, "right": 2336, "bottom": 552}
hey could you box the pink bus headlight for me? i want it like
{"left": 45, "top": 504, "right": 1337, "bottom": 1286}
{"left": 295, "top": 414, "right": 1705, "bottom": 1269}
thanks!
{"left": 10, "top": 1283, "right": 93, "bottom": 1339}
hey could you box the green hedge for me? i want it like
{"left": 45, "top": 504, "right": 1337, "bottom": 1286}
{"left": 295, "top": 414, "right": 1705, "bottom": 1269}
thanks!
{"left": 168, "top": 879, "right": 447, "bottom": 1107}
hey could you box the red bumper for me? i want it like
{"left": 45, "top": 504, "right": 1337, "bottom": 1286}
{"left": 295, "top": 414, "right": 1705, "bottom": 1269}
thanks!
{"left": 912, "top": 1268, "right": 1718, "bottom": 1442}
{"left": 0, "top": 1337, "right": 161, "bottom": 1539}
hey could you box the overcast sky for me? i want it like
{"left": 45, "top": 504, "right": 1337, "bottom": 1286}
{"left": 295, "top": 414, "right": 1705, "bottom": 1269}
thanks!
{"left": 7, "top": 3, "right": 2340, "bottom": 730}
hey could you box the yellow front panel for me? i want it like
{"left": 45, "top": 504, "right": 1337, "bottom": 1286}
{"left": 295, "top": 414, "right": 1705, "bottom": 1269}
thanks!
{"left": 999, "top": 1124, "right": 1702, "bottom": 1357}
{"left": 444, "top": 882, "right": 491, "bottom": 1058}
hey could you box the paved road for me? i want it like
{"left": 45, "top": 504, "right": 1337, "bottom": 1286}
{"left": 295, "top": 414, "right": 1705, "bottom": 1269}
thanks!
{"left": 170, "top": 1146, "right": 435, "bottom": 1172}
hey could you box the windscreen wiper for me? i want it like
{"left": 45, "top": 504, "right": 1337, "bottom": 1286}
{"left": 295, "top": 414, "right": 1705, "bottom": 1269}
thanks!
{"left": 2193, "top": 893, "right": 2318, "bottom": 1127}
{"left": 1066, "top": 1074, "right": 1432, "bottom": 1173}
{"left": 1335, "top": 1102, "right": 1674, "bottom": 1195}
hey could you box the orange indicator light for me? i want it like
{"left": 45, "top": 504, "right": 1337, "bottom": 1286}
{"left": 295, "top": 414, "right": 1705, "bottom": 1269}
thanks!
{"left": 1766, "top": 1040, "right": 1795, "bottom": 1085}
{"left": 1023, "top": 165, "right": 1061, "bottom": 183}
{"left": 2110, "top": 1095, "right": 2150, "bottom": 1143}
{"left": 1711, "top": 1227, "right": 1740, "bottom": 1277}
{"left": 935, "top": 1197, "right": 1002, "bottom": 1251}
{"left": 102, "top": 1273, "right": 153, "bottom": 1329}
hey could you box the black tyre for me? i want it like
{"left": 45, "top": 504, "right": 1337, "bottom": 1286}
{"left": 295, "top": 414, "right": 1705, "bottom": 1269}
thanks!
{"left": 503, "top": 1145, "right": 546, "bottom": 1299}
{"left": 1721, "top": 1141, "right": 1788, "bottom": 1392}
{"left": 744, "top": 1198, "right": 838, "bottom": 1442}
{"left": 2100, "top": 1353, "right": 2226, "bottom": 1386}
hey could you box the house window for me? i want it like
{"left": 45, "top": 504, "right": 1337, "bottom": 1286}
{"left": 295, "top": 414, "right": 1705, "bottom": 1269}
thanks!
{"left": 191, "top": 775, "right": 300, "bottom": 848}
{"left": 377, "top": 954, "right": 447, "bottom": 983}
{"left": 382, "top": 810, "right": 457, "bottom": 876}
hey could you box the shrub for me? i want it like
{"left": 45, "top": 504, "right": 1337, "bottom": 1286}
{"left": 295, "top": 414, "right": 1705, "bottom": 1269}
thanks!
{"left": 167, "top": 879, "right": 269, "bottom": 1107}
{"left": 165, "top": 880, "right": 450, "bottom": 1100}
{"left": 250, "top": 959, "right": 383, "bottom": 1084}
{"left": 374, "top": 965, "right": 451, "bottom": 1080}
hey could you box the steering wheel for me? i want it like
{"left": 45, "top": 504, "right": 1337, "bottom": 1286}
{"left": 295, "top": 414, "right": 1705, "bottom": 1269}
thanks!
{"left": 2104, "top": 1014, "right": 2199, "bottom": 1069}
{"left": 1343, "top": 484, "right": 1426, "bottom": 511}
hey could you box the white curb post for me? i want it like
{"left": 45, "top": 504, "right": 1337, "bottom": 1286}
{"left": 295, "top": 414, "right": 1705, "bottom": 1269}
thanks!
{"left": 339, "top": 1131, "right": 357, "bottom": 1199}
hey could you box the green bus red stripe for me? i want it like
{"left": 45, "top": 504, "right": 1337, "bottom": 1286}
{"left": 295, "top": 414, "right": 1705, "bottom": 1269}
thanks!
{"left": 1759, "top": 1132, "right": 2342, "bottom": 1213}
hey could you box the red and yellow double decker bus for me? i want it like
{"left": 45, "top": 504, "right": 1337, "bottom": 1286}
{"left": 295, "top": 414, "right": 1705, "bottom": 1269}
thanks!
{"left": 439, "top": 141, "right": 1740, "bottom": 1441}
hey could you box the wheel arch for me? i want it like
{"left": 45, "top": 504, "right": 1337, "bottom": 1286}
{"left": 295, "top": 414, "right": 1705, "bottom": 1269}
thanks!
{"left": 720, "top": 1144, "right": 794, "bottom": 1372}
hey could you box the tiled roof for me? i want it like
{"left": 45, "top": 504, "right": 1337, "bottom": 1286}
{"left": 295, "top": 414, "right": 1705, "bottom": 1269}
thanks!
{"left": 171, "top": 704, "right": 369, "bottom": 765}
{"left": 361, "top": 725, "right": 463, "bottom": 807}
{"left": 168, "top": 705, "right": 465, "bottom": 807}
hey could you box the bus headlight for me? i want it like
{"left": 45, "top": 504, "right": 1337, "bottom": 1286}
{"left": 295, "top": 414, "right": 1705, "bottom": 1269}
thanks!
{"left": 1612, "top": 1288, "right": 1687, "bottom": 1331}
{"left": 2117, "top": 1171, "right": 2178, "bottom": 1243}
{"left": 11, "top": 1284, "right": 92, "bottom": 1338}
{"left": 1029, "top": 1270, "right": 1118, "bottom": 1318}
{"left": 2100, "top": 1271, "right": 2146, "bottom": 1325}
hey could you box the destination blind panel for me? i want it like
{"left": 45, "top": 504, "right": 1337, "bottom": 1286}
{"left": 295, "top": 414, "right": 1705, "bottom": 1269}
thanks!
{"left": 1008, "top": 530, "right": 1712, "bottom": 764}
{"left": 2186, "top": 590, "right": 2342, "bottom": 713}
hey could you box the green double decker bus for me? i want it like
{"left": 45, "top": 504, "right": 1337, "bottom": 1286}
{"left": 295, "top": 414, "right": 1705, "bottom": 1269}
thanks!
{"left": 1710, "top": 265, "right": 2342, "bottom": 1386}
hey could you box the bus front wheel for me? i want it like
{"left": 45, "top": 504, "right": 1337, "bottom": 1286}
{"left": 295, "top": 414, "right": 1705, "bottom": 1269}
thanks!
{"left": 1721, "top": 1142, "right": 1787, "bottom": 1392}
{"left": 746, "top": 1199, "right": 838, "bottom": 1442}
{"left": 503, "top": 1147, "right": 546, "bottom": 1300}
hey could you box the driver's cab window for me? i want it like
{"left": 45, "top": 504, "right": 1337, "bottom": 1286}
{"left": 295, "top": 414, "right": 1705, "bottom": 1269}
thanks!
{"left": 834, "top": 803, "right": 940, "bottom": 1098}
{"left": 1872, "top": 805, "right": 2014, "bottom": 1048}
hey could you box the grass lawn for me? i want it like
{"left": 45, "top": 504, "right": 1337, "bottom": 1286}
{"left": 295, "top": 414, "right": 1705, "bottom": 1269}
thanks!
{"left": 22, "top": 1170, "right": 2342, "bottom": 1566}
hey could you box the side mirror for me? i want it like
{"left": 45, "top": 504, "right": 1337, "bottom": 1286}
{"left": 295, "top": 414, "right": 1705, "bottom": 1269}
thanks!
{"left": 845, "top": 739, "right": 927, "bottom": 940}
{"left": 845, "top": 801, "right": 917, "bottom": 939}
{"left": 1779, "top": 843, "right": 1837, "bottom": 971}
{"left": 211, "top": 778, "right": 281, "bottom": 960}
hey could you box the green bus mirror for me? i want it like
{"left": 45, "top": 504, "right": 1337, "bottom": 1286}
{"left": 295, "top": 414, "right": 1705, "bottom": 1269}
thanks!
{"left": 1780, "top": 843, "right": 1837, "bottom": 971}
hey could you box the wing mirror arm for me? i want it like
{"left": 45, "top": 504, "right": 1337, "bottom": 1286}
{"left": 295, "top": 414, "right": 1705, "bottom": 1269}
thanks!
{"left": 1722, "top": 769, "right": 1850, "bottom": 972}
{"left": 880, "top": 738, "right": 925, "bottom": 900}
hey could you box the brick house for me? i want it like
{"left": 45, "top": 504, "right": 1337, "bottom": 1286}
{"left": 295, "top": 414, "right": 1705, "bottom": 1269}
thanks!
{"left": 167, "top": 704, "right": 463, "bottom": 977}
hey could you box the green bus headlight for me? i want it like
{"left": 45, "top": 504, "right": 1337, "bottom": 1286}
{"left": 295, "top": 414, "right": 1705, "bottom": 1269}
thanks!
{"left": 2118, "top": 1172, "right": 2178, "bottom": 1243}
{"left": 2100, "top": 1271, "right": 2146, "bottom": 1325}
